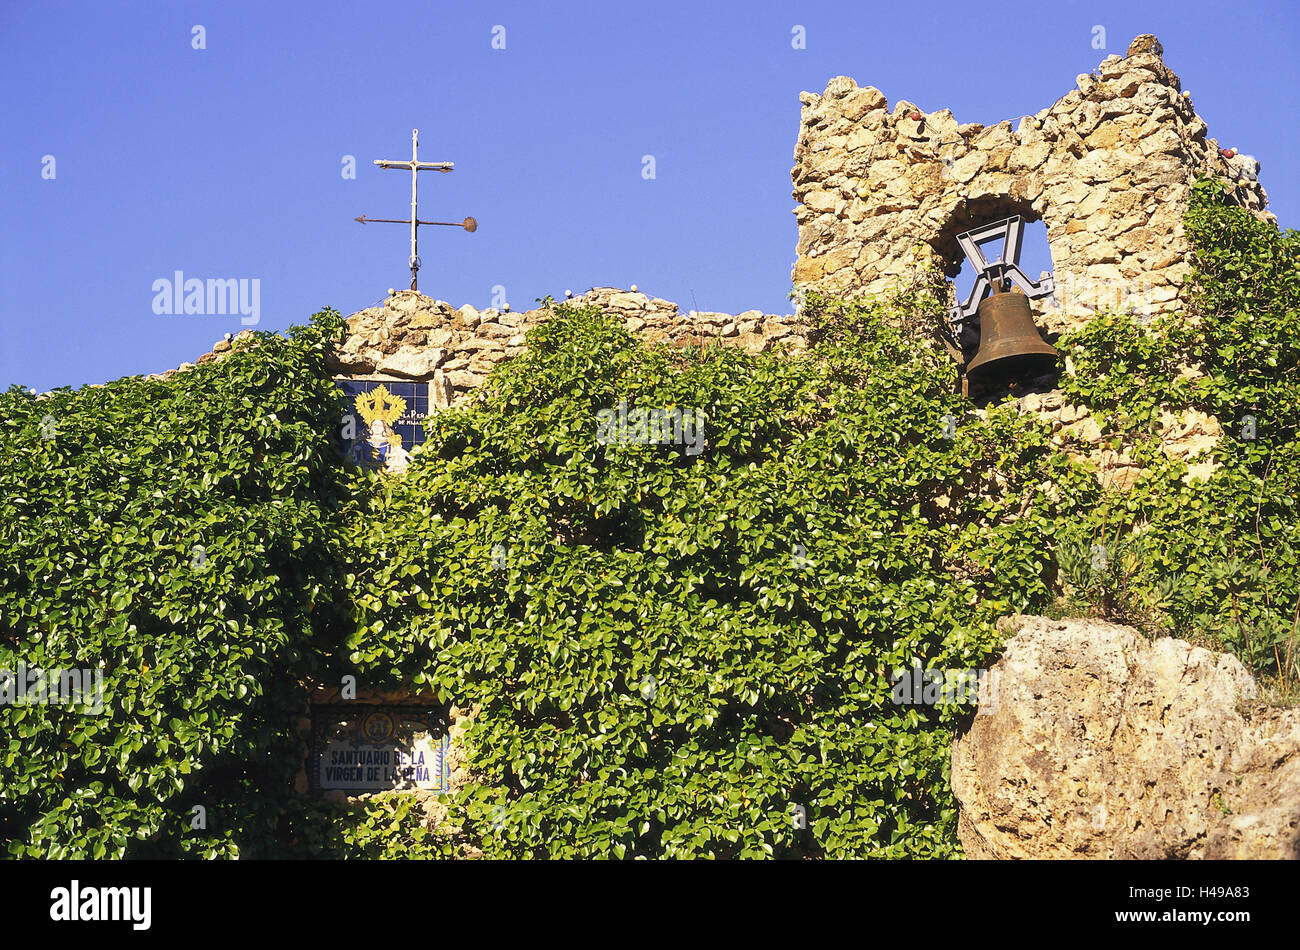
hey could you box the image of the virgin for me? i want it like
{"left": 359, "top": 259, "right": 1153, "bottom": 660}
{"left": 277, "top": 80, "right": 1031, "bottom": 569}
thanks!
{"left": 367, "top": 418, "right": 393, "bottom": 463}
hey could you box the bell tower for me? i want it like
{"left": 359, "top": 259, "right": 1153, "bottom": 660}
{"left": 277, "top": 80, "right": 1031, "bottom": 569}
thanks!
{"left": 790, "top": 34, "right": 1273, "bottom": 337}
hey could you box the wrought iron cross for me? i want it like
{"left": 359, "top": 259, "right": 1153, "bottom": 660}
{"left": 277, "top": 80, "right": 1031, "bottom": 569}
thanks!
{"left": 355, "top": 129, "right": 477, "bottom": 291}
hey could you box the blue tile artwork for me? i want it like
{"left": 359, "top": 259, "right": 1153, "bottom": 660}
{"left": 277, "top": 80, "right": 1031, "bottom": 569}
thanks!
{"left": 335, "top": 379, "right": 429, "bottom": 471}
{"left": 310, "top": 705, "right": 451, "bottom": 795}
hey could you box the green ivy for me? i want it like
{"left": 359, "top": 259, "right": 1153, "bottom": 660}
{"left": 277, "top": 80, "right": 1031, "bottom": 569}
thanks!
{"left": 340, "top": 285, "right": 1094, "bottom": 858}
{"left": 1, "top": 176, "right": 1294, "bottom": 860}
{"left": 1053, "top": 178, "right": 1300, "bottom": 680}
{"left": 0, "top": 309, "right": 356, "bottom": 858}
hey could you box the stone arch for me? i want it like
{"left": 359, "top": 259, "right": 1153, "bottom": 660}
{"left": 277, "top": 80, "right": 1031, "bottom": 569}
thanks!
{"left": 930, "top": 193, "right": 1048, "bottom": 282}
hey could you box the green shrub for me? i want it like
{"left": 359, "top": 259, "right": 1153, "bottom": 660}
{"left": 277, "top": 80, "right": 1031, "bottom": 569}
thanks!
{"left": 342, "top": 288, "right": 1089, "bottom": 858}
{"left": 1053, "top": 179, "right": 1300, "bottom": 685}
{"left": 0, "top": 310, "right": 354, "bottom": 858}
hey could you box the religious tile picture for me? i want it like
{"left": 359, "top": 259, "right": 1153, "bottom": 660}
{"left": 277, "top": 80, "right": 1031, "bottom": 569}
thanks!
{"left": 336, "top": 379, "right": 429, "bottom": 472}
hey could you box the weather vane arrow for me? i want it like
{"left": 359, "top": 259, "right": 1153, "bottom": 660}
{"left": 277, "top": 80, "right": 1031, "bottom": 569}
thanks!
{"left": 356, "top": 129, "right": 477, "bottom": 291}
{"left": 355, "top": 214, "right": 477, "bottom": 230}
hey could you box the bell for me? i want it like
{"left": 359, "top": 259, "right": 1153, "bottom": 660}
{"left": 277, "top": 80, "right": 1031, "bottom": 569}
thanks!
{"left": 966, "top": 284, "right": 1059, "bottom": 380}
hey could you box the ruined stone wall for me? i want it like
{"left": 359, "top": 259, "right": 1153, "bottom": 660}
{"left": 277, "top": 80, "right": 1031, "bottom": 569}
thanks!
{"left": 177, "top": 280, "right": 1222, "bottom": 489}
{"left": 323, "top": 287, "right": 805, "bottom": 409}
{"left": 174, "top": 287, "right": 804, "bottom": 420}
{"left": 790, "top": 34, "right": 1274, "bottom": 335}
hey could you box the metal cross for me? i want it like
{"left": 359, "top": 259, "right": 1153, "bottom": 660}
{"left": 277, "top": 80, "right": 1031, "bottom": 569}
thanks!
{"left": 356, "top": 129, "right": 476, "bottom": 291}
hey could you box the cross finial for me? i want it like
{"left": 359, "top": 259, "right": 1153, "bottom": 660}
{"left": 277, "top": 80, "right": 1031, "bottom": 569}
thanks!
{"left": 355, "top": 129, "right": 476, "bottom": 291}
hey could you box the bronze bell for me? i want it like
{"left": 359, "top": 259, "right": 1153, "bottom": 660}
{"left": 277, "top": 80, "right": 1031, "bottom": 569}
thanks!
{"left": 966, "top": 284, "right": 1059, "bottom": 380}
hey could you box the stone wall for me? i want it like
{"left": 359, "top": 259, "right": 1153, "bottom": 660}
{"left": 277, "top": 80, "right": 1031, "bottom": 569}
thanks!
{"left": 176, "top": 281, "right": 1221, "bottom": 489}
{"left": 324, "top": 287, "right": 806, "bottom": 409}
{"left": 790, "top": 34, "right": 1274, "bottom": 336}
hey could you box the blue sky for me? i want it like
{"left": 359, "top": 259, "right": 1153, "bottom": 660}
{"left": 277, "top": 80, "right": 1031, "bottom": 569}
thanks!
{"left": 2, "top": 0, "right": 1297, "bottom": 392}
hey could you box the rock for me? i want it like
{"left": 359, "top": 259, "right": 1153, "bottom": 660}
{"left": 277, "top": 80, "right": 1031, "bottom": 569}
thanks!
{"left": 212, "top": 339, "right": 231, "bottom": 353}
{"left": 430, "top": 371, "right": 455, "bottom": 410}
{"left": 389, "top": 292, "right": 424, "bottom": 313}
{"left": 1065, "top": 416, "right": 1102, "bottom": 443}
{"left": 454, "top": 338, "right": 502, "bottom": 353}
{"left": 952, "top": 615, "right": 1299, "bottom": 859}
{"left": 607, "top": 292, "right": 648, "bottom": 311}
{"left": 1095, "top": 450, "right": 1143, "bottom": 490}
{"left": 377, "top": 349, "right": 444, "bottom": 378}
{"left": 1126, "top": 34, "right": 1164, "bottom": 57}
{"left": 444, "top": 369, "right": 486, "bottom": 389}
{"left": 408, "top": 312, "right": 446, "bottom": 329}
{"left": 328, "top": 351, "right": 377, "bottom": 375}
{"left": 1055, "top": 402, "right": 1086, "bottom": 425}
{"left": 823, "top": 76, "right": 857, "bottom": 98}
{"left": 838, "top": 86, "right": 887, "bottom": 121}
{"left": 1159, "top": 408, "right": 1222, "bottom": 468}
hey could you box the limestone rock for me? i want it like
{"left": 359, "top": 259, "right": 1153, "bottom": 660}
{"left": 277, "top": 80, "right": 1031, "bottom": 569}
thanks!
{"left": 952, "top": 615, "right": 1300, "bottom": 859}
{"left": 377, "top": 348, "right": 444, "bottom": 379}
{"left": 444, "top": 369, "right": 486, "bottom": 389}
{"left": 1126, "top": 34, "right": 1164, "bottom": 57}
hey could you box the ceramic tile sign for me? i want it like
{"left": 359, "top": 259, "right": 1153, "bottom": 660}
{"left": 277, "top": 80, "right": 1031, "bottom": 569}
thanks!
{"left": 311, "top": 705, "right": 450, "bottom": 794}
{"left": 335, "top": 380, "right": 429, "bottom": 472}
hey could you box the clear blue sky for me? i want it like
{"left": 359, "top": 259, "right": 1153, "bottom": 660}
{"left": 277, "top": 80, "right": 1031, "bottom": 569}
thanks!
{"left": 3, "top": 0, "right": 1296, "bottom": 392}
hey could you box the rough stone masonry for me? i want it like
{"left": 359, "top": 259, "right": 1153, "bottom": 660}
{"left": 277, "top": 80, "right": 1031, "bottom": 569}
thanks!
{"left": 790, "top": 33, "right": 1273, "bottom": 336}
{"left": 323, "top": 287, "right": 806, "bottom": 409}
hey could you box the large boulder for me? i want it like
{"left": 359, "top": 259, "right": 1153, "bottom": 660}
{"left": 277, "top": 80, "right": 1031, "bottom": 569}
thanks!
{"left": 952, "top": 614, "right": 1300, "bottom": 859}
